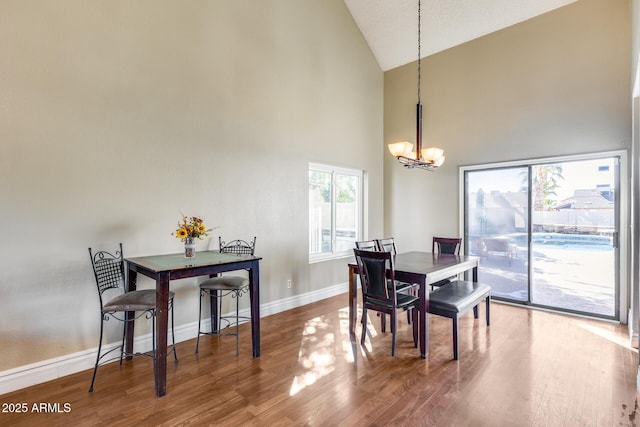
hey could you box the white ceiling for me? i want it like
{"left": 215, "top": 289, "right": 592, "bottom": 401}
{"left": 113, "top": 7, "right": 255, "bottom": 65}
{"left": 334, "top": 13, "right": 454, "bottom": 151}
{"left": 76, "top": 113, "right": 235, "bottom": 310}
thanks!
{"left": 343, "top": 0, "right": 578, "bottom": 71}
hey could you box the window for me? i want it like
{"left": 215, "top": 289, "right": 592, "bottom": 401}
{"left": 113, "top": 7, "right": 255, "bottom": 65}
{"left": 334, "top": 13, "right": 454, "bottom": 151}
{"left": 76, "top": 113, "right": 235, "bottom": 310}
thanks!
{"left": 309, "top": 163, "right": 362, "bottom": 262}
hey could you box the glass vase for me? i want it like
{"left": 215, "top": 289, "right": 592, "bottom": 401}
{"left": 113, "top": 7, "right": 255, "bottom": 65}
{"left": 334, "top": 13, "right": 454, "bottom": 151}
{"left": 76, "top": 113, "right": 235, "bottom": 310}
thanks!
{"left": 184, "top": 237, "right": 196, "bottom": 258}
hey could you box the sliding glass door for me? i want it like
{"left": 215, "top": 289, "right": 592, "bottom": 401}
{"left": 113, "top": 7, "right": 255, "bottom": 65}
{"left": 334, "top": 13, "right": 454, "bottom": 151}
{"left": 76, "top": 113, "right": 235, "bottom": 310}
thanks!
{"left": 529, "top": 159, "right": 617, "bottom": 317}
{"left": 465, "top": 167, "right": 530, "bottom": 301}
{"left": 464, "top": 156, "right": 619, "bottom": 320}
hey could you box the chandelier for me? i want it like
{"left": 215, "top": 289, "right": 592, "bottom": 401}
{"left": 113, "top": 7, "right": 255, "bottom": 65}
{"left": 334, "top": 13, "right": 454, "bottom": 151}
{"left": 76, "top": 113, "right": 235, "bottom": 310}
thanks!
{"left": 388, "top": 0, "right": 445, "bottom": 171}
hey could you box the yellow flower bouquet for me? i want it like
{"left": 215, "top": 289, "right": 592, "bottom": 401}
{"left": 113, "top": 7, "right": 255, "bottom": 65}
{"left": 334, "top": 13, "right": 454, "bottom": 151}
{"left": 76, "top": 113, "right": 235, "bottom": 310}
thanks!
{"left": 172, "top": 214, "right": 214, "bottom": 257}
{"left": 173, "top": 215, "right": 211, "bottom": 241}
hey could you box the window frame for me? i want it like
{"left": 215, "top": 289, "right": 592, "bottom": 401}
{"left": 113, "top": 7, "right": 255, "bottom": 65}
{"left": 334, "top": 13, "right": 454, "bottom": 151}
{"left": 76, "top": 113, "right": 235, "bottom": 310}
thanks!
{"left": 459, "top": 150, "right": 627, "bottom": 322}
{"left": 309, "top": 162, "right": 363, "bottom": 263}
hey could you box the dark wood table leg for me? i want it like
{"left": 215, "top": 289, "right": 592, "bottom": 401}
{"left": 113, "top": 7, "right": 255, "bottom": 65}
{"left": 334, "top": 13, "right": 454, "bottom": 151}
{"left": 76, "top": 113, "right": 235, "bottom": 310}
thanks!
{"left": 155, "top": 272, "right": 170, "bottom": 397}
{"left": 419, "top": 278, "right": 428, "bottom": 358}
{"left": 125, "top": 268, "right": 137, "bottom": 360}
{"left": 249, "top": 261, "right": 260, "bottom": 357}
{"left": 348, "top": 265, "right": 358, "bottom": 360}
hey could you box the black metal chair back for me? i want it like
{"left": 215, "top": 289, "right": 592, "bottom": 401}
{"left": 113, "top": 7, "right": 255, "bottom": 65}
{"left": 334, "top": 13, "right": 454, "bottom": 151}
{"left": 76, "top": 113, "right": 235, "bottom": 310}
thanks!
{"left": 219, "top": 237, "right": 256, "bottom": 256}
{"left": 433, "top": 237, "right": 462, "bottom": 255}
{"left": 89, "top": 243, "right": 125, "bottom": 303}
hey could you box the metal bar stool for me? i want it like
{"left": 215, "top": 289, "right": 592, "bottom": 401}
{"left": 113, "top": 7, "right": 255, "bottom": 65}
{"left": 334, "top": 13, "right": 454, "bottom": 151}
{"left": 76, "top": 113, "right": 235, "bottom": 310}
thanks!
{"left": 88, "top": 243, "right": 177, "bottom": 392}
{"left": 196, "top": 237, "right": 256, "bottom": 355}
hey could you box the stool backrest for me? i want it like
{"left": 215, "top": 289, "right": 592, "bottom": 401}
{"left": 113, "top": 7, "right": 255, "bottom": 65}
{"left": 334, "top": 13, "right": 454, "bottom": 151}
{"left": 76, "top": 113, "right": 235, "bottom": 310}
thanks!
{"left": 219, "top": 237, "right": 257, "bottom": 256}
{"left": 88, "top": 243, "right": 125, "bottom": 304}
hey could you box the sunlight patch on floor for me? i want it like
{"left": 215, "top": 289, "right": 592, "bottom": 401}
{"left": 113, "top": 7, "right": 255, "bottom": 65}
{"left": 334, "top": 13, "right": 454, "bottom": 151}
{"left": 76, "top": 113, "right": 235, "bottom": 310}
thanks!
{"left": 577, "top": 321, "right": 637, "bottom": 352}
{"left": 336, "top": 306, "right": 376, "bottom": 362}
{"left": 288, "top": 304, "right": 380, "bottom": 394}
{"left": 289, "top": 314, "right": 337, "bottom": 396}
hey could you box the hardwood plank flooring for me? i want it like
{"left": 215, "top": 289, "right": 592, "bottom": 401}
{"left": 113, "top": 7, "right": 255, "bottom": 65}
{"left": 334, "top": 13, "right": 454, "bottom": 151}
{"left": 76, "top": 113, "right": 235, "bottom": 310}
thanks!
{"left": 1, "top": 293, "right": 638, "bottom": 426}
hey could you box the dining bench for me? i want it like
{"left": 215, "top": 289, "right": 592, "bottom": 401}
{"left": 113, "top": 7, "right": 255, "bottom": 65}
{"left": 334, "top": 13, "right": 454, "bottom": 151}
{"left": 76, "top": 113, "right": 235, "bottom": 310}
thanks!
{"left": 428, "top": 280, "right": 491, "bottom": 360}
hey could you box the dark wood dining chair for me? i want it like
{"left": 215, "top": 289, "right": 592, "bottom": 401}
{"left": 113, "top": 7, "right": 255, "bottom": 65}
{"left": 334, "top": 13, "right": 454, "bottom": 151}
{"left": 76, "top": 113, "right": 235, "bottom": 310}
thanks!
{"left": 353, "top": 248, "right": 418, "bottom": 356}
{"left": 88, "top": 243, "right": 177, "bottom": 392}
{"left": 431, "top": 236, "right": 463, "bottom": 288}
{"left": 196, "top": 237, "right": 256, "bottom": 355}
{"left": 375, "top": 237, "right": 418, "bottom": 326}
{"left": 375, "top": 239, "right": 411, "bottom": 287}
{"left": 432, "top": 236, "right": 462, "bottom": 255}
{"left": 375, "top": 237, "right": 399, "bottom": 254}
{"left": 357, "top": 240, "right": 399, "bottom": 330}
{"left": 356, "top": 240, "right": 389, "bottom": 329}
{"left": 376, "top": 237, "right": 416, "bottom": 289}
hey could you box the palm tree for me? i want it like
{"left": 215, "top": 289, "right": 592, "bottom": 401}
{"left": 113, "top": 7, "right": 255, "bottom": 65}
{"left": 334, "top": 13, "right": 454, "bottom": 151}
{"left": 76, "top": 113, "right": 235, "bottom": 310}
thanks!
{"left": 533, "top": 165, "right": 564, "bottom": 211}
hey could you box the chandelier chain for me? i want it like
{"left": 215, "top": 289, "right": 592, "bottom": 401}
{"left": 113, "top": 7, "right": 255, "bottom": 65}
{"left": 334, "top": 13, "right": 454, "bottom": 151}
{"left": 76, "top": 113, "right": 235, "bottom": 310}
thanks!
{"left": 417, "top": 0, "right": 421, "bottom": 105}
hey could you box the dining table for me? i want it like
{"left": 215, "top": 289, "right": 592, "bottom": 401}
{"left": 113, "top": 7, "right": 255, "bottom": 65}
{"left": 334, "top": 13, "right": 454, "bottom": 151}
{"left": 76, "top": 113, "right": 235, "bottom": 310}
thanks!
{"left": 348, "top": 251, "right": 479, "bottom": 359}
{"left": 125, "top": 250, "right": 261, "bottom": 397}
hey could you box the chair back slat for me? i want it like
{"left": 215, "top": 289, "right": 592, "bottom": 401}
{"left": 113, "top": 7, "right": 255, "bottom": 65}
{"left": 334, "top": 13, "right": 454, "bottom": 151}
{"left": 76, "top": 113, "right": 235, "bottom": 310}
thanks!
{"left": 432, "top": 237, "right": 462, "bottom": 255}
{"left": 355, "top": 240, "right": 378, "bottom": 251}
{"left": 89, "top": 243, "right": 125, "bottom": 296}
{"left": 219, "top": 237, "right": 256, "bottom": 256}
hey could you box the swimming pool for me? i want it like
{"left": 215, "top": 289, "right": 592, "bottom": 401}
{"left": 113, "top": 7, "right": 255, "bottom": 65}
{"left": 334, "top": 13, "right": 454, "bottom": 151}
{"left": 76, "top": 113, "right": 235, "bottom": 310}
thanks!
{"left": 504, "top": 232, "right": 612, "bottom": 247}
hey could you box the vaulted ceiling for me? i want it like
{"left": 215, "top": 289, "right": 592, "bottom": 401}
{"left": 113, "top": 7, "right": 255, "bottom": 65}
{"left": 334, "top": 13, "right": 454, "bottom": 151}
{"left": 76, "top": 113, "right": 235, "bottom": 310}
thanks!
{"left": 343, "top": 0, "right": 578, "bottom": 71}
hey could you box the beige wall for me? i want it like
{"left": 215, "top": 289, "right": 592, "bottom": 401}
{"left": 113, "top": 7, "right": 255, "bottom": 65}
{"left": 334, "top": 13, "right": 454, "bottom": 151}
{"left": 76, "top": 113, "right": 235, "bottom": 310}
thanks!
{"left": 0, "top": 0, "right": 384, "bottom": 371}
{"left": 384, "top": 0, "right": 631, "bottom": 252}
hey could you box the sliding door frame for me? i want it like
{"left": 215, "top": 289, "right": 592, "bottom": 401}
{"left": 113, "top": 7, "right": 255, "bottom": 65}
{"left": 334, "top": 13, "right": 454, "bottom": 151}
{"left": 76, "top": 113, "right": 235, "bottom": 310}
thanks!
{"left": 459, "top": 150, "right": 629, "bottom": 323}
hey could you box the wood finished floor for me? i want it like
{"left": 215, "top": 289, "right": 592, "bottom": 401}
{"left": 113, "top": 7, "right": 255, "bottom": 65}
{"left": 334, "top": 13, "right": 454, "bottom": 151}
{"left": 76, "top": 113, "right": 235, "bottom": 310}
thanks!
{"left": 1, "top": 293, "right": 639, "bottom": 426}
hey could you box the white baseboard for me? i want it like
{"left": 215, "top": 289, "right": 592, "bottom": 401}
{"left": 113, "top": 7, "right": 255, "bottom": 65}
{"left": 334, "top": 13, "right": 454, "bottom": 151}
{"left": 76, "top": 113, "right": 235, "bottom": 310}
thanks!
{"left": 0, "top": 282, "right": 348, "bottom": 396}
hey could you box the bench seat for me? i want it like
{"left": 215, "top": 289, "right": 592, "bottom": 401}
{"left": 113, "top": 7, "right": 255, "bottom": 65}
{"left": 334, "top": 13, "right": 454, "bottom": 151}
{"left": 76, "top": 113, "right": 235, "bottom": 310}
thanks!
{"left": 429, "top": 280, "right": 491, "bottom": 360}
